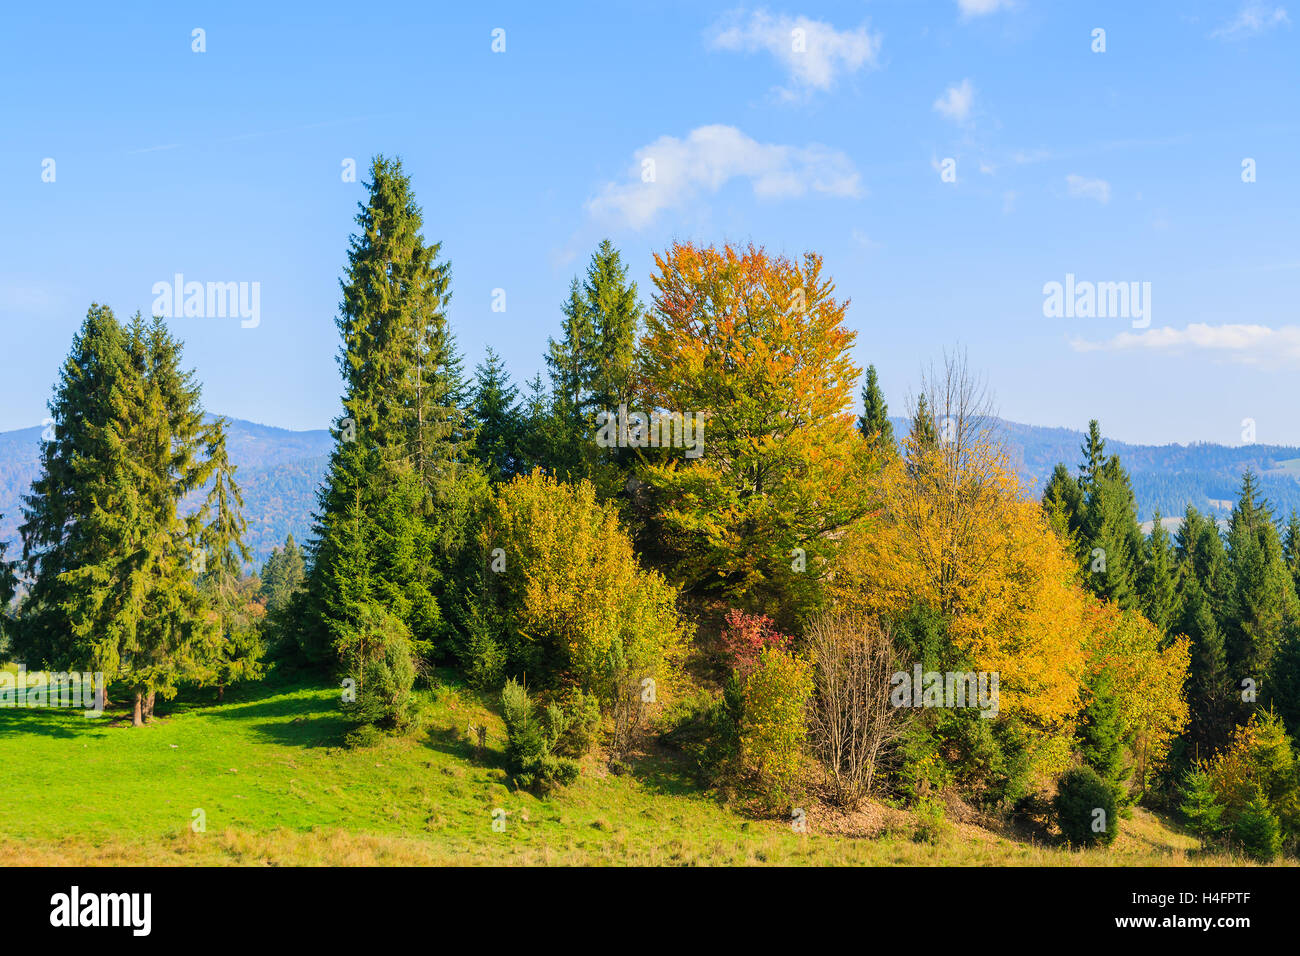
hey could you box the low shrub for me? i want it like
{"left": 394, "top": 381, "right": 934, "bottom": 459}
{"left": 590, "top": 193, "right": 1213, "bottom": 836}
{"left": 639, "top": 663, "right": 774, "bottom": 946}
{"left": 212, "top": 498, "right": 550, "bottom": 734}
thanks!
{"left": 500, "top": 678, "right": 580, "bottom": 793}
{"left": 1053, "top": 765, "right": 1120, "bottom": 847}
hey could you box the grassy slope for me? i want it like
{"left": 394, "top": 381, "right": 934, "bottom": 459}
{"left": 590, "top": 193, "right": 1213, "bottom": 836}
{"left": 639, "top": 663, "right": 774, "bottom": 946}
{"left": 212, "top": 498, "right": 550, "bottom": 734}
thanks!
{"left": 0, "top": 674, "right": 1266, "bottom": 866}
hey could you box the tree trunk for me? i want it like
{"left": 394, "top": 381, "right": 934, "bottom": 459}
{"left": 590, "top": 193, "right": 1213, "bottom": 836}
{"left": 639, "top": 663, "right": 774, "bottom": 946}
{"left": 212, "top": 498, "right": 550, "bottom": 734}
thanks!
{"left": 145, "top": 691, "right": 156, "bottom": 721}
{"left": 132, "top": 692, "right": 143, "bottom": 727}
{"left": 98, "top": 685, "right": 108, "bottom": 711}
{"left": 217, "top": 684, "right": 225, "bottom": 702}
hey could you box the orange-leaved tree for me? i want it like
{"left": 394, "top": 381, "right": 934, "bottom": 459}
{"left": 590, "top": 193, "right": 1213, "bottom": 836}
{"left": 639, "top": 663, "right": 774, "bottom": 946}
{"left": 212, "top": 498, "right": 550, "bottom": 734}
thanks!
{"left": 636, "top": 242, "right": 875, "bottom": 622}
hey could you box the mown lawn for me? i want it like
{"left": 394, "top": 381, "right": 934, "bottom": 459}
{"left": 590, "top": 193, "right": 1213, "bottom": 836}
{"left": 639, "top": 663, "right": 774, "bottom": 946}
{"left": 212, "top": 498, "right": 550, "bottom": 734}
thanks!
{"left": 0, "top": 672, "right": 1270, "bottom": 866}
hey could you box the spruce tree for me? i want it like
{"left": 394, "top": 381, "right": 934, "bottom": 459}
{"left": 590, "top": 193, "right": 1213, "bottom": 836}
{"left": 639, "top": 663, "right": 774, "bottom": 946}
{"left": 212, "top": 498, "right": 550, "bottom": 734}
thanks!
{"left": 16, "top": 305, "right": 134, "bottom": 674}
{"left": 336, "top": 154, "right": 469, "bottom": 479}
{"left": 1283, "top": 509, "right": 1300, "bottom": 596}
{"left": 260, "top": 533, "right": 305, "bottom": 614}
{"left": 0, "top": 518, "right": 15, "bottom": 631}
{"left": 197, "top": 418, "right": 263, "bottom": 701}
{"left": 1139, "top": 513, "right": 1179, "bottom": 635}
{"left": 120, "top": 314, "right": 219, "bottom": 722}
{"left": 470, "top": 346, "right": 522, "bottom": 482}
{"left": 1079, "top": 670, "right": 1131, "bottom": 800}
{"left": 305, "top": 156, "right": 480, "bottom": 671}
{"left": 544, "top": 240, "right": 641, "bottom": 488}
{"left": 1177, "top": 571, "right": 1233, "bottom": 757}
{"left": 1078, "top": 420, "right": 1107, "bottom": 490}
{"left": 1041, "top": 463, "right": 1084, "bottom": 551}
{"left": 18, "top": 308, "right": 224, "bottom": 724}
{"left": 858, "top": 364, "right": 895, "bottom": 456}
{"left": 908, "top": 392, "right": 939, "bottom": 451}
{"left": 1223, "top": 470, "right": 1299, "bottom": 720}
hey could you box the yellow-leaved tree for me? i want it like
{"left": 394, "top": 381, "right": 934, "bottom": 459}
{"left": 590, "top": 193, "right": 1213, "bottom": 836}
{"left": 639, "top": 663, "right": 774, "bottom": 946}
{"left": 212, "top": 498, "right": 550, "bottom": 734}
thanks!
{"left": 636, "top": 242, "right": 877, "bottom": 623}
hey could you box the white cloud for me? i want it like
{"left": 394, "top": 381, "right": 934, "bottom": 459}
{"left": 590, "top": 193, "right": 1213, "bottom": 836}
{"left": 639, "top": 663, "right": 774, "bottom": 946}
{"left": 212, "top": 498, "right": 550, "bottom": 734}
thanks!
{"left": 933, "top": 79, "right": 975, "bottom": 124}
{"left": 1066, "top": 174, "right": 1111, "bottom": 204}
{"left": 708, "top": 11, "right": 882, "bottom": 98}
{"left": 1211, "top": 4, "right": 1290, "bottom": 39}
{"left": 958, "top": 0, "right": 1013, "bottom": 18}
{"left": 851, "top": 228, "right": 882, "bottom": 251}
{"left": 586, "top": 125, "right": 863, "bottom": 230}
{"left": 1071, "top": 323, "right": 1300, "bottom": 367}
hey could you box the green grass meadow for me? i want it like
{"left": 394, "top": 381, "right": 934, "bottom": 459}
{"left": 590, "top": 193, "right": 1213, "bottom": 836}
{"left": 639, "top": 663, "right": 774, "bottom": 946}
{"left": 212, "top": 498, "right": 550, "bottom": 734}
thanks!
{"left": 0, "top": 670, "right": 1271, "bottom": 866}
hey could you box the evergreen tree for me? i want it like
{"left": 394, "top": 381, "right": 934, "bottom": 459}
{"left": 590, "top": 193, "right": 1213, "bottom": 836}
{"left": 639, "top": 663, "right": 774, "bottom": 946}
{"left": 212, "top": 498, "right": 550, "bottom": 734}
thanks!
{"left": 1079, "top": 669, "right": 1130, "bottom": 799}
{"left": 544, "top": 240, "right": 641, "bottom": 489}
{"left": 1179, "top": 766, "right": 1225, "bottom": 848}
{"left": 1078, "top": 420, "right": 1107, "bottom": 490}
{"left": 1177, "top": 572, "right": 1233, "bottom": 758}
{"left": 335, "top": 154, "right": 470, "bottom": 481}
{"left": 119, "top": 314, "right": 219, "bottom": 722}
{"left": 1079, "top": 455, "right": 1143, "bottom": 611}
{"left": 908, "top": 392, "right": 939, "bottom": 451}
{"left": 469, "top": 346, "right": 522, "bottom": 482}
{"left": 858, "top": 364, "right": 895, "bottom": 456}
{"left": 15, "top": 305, "right": 134, "bottom": 674}
{"left": 1223, "top": 470, "right": 1298, "bottom": 719}
{"left": 260, "top": 533, "right": 305, "bottom": 614}
{"left": 0, "top": 517, "right": 15, "bottom": 631}
{"left": 1283, "top": 509, "right": 1300, "bottom": 596}
{"left": 305, "top": 156, "right": 483, "bottom": 671}
{"left": 197, "top": 418, "right": 263, "bottom": 700}
{"left": 18, "top": 308, "right": 226, "bottom": 724}
{"left": 585, "top": 238, "right": 640, "bottom": 414}
{"left": 1139, "top": 513, "right": 1179, "bottom": 635}
{"left": 515, "top": 372, "right": 552, "bottom": 475}
{"left": 1041, "top": 463, "right": 1084, "bottom": 551}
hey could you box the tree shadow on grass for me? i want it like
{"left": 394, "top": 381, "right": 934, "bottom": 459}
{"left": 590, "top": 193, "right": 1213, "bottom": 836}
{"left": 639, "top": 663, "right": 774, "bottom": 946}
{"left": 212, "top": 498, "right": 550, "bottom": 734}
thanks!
{"left": 422, "top": 721, "right": 506, "bottom": 771}
{"left": 0, "top": 708, "right": 113, "bottom": 740}
{"left": 624, "top": 743, "right": 720, "bottom": 802}
{"left": 204, "top": 685, "right": 349, "bottom": 749}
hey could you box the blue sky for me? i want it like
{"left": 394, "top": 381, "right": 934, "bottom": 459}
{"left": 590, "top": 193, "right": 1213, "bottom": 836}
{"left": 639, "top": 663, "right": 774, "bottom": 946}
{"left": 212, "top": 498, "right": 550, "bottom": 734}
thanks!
{"left": 1, "top": 0, "right": 1297, "bottom": 444}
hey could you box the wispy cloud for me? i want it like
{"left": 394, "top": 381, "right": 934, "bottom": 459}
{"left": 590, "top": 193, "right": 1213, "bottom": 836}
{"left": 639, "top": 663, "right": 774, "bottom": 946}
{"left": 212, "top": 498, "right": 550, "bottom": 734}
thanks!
{"left": 957, "top": 0, "right": 1013, "bottom": 19}
{"left": 1066, "top": 174, "right": 1111, "bottom": 204}
{"left": 707, "top": 10, "right": 882, "bottom": 99}
{"left": 1071, "top": 323, "right": 1300, "bottom": 367}
{"left": 126, "top": 143, "right": 182, "bottom": 155}
{"left": 586, "top": 124, "right": 863, "bottom": 230}
{"left": 1211, "top": 3, "right": 1290, "bottom": 39}
{"left": 933, "top": 79, "right": 975, "bottom": 124}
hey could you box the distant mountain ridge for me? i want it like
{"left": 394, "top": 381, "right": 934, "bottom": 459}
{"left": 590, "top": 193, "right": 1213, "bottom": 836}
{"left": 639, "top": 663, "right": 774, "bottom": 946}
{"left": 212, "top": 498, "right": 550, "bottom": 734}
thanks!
{"left": 888, "top": 416, "right": 1300, "bottom": 527}
{"left": 2, "top": 416, "right": 1298, "bottom": 569}
{"left": 0, "top": 418, "right": 333, "bottom": 568}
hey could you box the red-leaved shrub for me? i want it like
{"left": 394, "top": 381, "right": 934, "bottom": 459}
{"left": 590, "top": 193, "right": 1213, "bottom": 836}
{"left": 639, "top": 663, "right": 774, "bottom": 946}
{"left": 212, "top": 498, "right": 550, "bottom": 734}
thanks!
{"left": 719, "top": 609, "right": 791, "bottom": 677}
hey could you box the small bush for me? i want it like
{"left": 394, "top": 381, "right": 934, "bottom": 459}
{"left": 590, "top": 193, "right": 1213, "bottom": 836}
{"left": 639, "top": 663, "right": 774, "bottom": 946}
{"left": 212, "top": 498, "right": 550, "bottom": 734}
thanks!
{"left": 739, "top": 647, "right": 813, "bottom": 808}
{"left": 1179, "top": 766, "right": 1225, "bottom": 848}
{"left": 1232, "top": 792, "right": 1281, "bottom": 863}
{"left": 501, "top": 678, "right": 580, "bottom": 793}
{"left": 343, "top": 724, "right": 384, "bottom": 749}
{"left": 1054, "top": 765, "right": 1120, "bottom": 847}
{"left": 340, "top": 605, "right": 418, "bottom": 732}
{"left": 719, "top": 609, "right": 790, "bottom": 677}
{"left": 912, "top": 797, "right": 949, "bottom": 844}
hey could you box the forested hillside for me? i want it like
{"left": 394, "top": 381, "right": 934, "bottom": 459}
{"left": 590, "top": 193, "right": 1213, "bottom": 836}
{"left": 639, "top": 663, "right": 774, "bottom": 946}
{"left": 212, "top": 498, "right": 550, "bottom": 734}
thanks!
{"left": 0, "top": 419, "right": 331, "bottom": 565}
{"left": 3, "top": 416, "right": 1294, "bottom": 566}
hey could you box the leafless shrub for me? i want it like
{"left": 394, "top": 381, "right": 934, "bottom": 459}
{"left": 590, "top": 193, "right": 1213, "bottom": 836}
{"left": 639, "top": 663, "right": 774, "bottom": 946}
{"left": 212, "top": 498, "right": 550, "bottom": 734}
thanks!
{"left": 807, "top": 610, "right": 906, "bottom": 809}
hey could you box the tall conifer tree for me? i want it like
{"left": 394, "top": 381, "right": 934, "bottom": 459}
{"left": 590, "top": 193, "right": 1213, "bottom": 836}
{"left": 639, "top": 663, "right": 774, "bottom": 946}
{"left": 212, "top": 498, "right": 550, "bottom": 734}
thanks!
{"left": 858, "top": 364, "right": 895, "bottom": 456}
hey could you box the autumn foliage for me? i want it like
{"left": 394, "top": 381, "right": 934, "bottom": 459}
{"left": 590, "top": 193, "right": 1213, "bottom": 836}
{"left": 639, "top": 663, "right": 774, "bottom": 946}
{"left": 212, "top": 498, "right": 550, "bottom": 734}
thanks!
{"left": 636, "top": 242, "right": 876, "bottom": 621}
